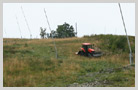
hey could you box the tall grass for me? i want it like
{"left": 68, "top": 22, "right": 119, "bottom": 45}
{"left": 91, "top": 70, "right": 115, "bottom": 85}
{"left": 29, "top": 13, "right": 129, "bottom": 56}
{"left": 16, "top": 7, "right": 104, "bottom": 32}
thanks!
{"left": 3, "top": 35, "right": 135, "bottom": 87}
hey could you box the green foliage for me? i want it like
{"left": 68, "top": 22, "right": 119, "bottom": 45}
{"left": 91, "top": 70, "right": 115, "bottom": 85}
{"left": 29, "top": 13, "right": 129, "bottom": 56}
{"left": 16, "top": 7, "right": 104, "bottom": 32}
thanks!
{"left": 107, "top": 35, "right": 127, "bottom": 52}
{"left": 40, "top": 27, "right": 46, "bottom": 39}
{"left": 50, "top": 30, "right": 57, "bottom": 38}
{"left": 3, "top": 35, "right": 135, "bottom": 87}
{"left": 86, "top": 34, "right": 135, "bottom": 53}
{"left": 54, "top": 22, "right": 76, "bottom": 38}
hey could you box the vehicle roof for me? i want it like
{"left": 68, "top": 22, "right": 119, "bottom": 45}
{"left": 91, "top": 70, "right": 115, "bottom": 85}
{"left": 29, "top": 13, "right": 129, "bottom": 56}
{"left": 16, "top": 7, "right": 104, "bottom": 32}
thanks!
{"left": 82, "top": 43, "right": 91, "bottom": 45}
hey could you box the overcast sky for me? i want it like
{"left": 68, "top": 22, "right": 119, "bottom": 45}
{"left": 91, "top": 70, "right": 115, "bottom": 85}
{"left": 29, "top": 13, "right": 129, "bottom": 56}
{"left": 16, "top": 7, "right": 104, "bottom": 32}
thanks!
{"left": 3, "top": 3, "right": 135, "bottom": 38}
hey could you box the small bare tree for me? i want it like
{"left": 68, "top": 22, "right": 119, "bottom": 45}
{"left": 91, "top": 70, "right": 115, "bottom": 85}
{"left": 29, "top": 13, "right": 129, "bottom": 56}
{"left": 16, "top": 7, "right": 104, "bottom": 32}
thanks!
{"left": 40, "top": 27, "right": 46, "bottom": 39}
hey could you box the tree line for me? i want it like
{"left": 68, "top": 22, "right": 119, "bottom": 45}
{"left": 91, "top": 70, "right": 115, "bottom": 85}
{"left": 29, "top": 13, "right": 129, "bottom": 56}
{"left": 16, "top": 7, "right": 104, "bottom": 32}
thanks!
{"left": 40, "top": 22, "right": 77, "bottom": 39}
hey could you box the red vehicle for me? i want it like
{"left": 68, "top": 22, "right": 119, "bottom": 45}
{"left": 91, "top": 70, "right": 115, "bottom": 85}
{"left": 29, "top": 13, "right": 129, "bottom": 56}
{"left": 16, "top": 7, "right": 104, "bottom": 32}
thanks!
{"left": 76, "top": 43, "right": 102, "bottom": 57}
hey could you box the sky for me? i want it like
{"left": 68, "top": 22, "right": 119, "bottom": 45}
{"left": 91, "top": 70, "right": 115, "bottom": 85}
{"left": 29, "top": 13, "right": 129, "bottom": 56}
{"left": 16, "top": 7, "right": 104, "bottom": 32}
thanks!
{"left": 3, "top": 3, "right": 135, "bottom": 38}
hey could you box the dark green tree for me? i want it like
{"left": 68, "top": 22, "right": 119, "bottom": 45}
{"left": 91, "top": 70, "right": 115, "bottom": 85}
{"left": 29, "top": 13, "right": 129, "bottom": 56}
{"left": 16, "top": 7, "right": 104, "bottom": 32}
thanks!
{"left": 56, "top": 22, "right": 75, "bottom": 38}
{"left": 50, "top": 30, "right": 58, "bottom": 38}
{"left": 40, "top": 27, "right": 46, "bottom": 39}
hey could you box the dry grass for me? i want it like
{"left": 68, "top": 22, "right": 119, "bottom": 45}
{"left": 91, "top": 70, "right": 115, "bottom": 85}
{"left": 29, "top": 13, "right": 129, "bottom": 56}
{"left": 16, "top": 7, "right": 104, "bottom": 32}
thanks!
{"left": 3, "top": 36, "right": 135, "bottom": 87}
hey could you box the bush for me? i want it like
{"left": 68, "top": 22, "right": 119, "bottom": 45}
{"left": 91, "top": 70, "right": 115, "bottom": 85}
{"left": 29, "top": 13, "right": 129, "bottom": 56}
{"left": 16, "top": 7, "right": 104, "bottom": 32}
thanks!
{"left": 96, "top": 35, "right": 135, "bottom": 53}
{"left": 109, "top": 36, "right": 127, "bottom": 52}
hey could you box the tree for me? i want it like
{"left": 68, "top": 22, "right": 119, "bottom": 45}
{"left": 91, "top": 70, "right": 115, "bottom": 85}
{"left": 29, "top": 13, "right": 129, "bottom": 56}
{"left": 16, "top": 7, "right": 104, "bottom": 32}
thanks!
{"left": 56, "top": 22, "right": 75, "bottom": 38}
{"left": 40, "top": 27, "right": 46, "bottom": 39}
{"left": 50, "top": 30, "right": 58, "bottom": 38}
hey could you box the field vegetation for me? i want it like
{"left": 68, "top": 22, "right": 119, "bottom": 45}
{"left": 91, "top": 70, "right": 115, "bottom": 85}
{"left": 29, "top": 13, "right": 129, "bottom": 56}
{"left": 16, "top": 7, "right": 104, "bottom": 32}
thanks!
{"left": 3, "top": 34, "right": 135, "bottom": 87}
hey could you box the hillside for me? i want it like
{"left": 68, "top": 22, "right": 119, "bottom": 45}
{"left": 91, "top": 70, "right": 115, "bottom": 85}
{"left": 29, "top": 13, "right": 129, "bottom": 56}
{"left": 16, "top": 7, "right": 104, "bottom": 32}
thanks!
{"left": 3, "top": 35, "right": 135, "bottom": 87}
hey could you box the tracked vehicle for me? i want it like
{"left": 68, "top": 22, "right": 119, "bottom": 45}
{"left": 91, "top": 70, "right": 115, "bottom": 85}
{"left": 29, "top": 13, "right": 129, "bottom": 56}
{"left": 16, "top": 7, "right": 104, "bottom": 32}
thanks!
{"left": 76, "top": 43, "right": 102, "bottom": 57}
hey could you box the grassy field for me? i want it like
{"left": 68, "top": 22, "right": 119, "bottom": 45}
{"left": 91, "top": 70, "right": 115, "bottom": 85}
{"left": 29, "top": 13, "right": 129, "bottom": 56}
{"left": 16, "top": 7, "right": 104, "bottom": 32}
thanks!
{"left": 3, "top": 35, "right": 135, "bottom": 87}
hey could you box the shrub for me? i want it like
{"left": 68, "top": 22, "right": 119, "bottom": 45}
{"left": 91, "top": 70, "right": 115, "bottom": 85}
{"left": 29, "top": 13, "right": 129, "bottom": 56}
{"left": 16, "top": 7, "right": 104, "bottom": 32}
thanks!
{"left": 96, "top": 35, "right": 134, "bottom": 53}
